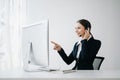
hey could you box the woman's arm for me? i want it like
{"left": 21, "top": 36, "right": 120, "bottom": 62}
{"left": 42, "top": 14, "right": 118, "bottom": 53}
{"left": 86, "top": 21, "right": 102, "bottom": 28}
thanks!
{"left": 58, "top": 48, "right": 75, "bottom": 65}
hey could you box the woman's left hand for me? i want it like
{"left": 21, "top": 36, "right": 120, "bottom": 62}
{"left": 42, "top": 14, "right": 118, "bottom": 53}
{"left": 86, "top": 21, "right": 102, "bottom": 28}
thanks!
{"left": 83, "top": 28, "right": 90, "bottom": 40}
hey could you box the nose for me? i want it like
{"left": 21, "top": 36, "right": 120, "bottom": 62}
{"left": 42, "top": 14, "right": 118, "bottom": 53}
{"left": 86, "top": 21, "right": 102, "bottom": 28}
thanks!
{"left": 75, "top": 28, "right": 78, "bottom": 33}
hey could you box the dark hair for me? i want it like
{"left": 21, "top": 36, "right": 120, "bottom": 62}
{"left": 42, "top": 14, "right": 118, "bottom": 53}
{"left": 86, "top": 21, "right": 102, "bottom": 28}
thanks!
{"left": 77, "top": 19, "right": 91, "bottom": 30}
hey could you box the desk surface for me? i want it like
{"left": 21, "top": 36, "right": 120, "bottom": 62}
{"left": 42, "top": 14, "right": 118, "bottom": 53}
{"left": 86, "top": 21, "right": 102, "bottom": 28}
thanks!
{"left": 0, "top": 70, "right": 120, "bottom": 80}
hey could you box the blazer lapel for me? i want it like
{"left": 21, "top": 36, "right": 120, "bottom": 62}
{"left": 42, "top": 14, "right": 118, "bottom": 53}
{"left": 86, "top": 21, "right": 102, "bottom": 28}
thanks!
{"left": 73, "top": 43, "right": 79, "bottom": 58}
{"left": 79, "top": 36, "right": 94, "bottom": 59}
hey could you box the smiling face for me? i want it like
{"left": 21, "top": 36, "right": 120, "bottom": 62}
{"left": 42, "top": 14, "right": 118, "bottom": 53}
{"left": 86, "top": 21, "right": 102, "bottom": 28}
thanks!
{"left": 75, "top": 22, "right": 86, "bottom": 38}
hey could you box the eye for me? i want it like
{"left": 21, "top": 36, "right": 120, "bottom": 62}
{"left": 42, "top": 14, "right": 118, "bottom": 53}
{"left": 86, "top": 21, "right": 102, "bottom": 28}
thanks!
{"left": 77, "top": 27, "right": 81, "bottom": 29}
{"left": 75, "top": 26, "right": 81, "bottom": 30}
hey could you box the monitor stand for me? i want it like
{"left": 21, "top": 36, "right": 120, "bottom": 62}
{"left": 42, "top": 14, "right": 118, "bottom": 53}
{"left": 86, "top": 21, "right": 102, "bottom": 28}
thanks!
{"left": 23, "top": 42, "right": 58, "bottom": 72}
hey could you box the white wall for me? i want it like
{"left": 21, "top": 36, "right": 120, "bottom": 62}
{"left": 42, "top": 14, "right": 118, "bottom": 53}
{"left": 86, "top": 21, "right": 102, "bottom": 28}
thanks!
{"left": 26, "top": 0, "right": 120, "bottom": 70}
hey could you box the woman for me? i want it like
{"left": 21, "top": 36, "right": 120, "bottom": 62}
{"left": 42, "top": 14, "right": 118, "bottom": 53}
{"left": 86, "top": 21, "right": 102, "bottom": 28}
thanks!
{"left": 51, "top": 19, "right": 101, "bottom": 70}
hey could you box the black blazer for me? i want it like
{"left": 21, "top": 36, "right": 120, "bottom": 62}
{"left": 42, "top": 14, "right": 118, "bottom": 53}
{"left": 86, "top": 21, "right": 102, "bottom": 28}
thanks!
{"left": 58, "top": 36, "right": 101, "bottom": 70}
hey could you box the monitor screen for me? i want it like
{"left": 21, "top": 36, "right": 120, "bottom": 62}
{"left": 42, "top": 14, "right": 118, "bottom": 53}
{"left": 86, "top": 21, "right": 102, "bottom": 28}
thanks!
{"left": 22, "top": 20, "right": 49, "bottom": 70}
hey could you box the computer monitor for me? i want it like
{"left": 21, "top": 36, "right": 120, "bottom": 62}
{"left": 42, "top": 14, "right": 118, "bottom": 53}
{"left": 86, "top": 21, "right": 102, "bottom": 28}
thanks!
{"left": 22, "top": 20, "right": 49, "bottom": 70}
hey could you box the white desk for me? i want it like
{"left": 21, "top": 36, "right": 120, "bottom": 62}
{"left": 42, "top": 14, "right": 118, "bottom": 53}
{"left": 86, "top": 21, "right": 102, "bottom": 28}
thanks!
{"left": 0, "top": 70, "right": 120, "bottom": 80}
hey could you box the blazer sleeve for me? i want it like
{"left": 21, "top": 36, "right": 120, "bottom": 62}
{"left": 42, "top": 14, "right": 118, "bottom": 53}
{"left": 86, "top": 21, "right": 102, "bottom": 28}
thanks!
{"left": 58, "top": 43, "right": 77, "bottom": 65}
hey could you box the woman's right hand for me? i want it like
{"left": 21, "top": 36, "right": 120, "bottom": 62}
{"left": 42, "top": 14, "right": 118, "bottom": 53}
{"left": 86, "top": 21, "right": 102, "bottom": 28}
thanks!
{"left": 51, "top": 41, "right": 62, "bottom": 51}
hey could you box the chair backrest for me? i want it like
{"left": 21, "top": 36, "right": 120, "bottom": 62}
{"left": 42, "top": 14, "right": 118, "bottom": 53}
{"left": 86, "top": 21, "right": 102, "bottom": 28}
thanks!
{"left": 93, "top": 56, "right": 104, "bottom": 70}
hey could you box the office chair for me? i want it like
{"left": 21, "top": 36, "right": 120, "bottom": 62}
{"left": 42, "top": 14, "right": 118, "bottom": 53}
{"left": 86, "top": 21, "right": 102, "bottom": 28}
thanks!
{"left": 93, "top": 56, "right": 104, "bottom": 70}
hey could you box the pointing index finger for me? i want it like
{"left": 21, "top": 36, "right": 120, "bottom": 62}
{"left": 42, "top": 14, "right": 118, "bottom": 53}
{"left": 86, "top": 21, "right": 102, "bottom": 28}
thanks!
{"left": 51, "top": 41, "right": 58, "bottom": 45}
